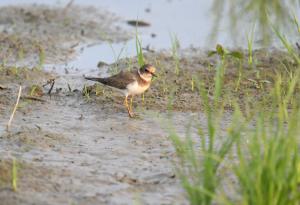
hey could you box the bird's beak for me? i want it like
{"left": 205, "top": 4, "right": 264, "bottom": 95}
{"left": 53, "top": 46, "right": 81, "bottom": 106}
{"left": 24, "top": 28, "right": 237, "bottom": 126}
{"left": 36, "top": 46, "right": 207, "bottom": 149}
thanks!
{"left": 151, "top": 72, "right": 157, "bottom": 77}
{"left": 146, "top": 69, "right": 157, "bottom": 77}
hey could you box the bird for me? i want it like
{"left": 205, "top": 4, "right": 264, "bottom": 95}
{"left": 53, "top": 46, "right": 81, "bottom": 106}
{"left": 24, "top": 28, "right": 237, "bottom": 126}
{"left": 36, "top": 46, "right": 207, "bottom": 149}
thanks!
{"left": 84, "top": 64, "right": 156, "bottom": 118}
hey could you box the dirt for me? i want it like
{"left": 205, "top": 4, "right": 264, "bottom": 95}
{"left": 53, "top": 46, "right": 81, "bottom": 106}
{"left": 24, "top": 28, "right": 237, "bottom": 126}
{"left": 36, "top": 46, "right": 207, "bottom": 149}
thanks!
{"left": 0, "top": 3, "right": 298, "bottom": 205}
{"left": 0, "top": 67, "right": 191, "bottom": 204}
{"left": 0, "top": 4, "right": 131, "bottom": 66}
{"left": 88, "top": 47, "right": 297, "bottom": 112}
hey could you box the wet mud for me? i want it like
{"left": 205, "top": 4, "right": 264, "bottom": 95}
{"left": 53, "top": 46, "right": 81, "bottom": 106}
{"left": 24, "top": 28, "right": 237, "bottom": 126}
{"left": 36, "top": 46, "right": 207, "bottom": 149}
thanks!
{"left": 0, "top": 68, "right": 190, "bottom": 204}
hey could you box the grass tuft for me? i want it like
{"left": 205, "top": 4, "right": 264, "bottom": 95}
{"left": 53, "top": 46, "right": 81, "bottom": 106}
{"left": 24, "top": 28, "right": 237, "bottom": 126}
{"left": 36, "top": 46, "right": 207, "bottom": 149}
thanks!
{"left": 12, "top": 158, "right": 17, "bottom": 192}
{"left": 272, "top": 26, "right": 300, "bottom": 65}
{"left": 169, "top": 60, "right": 239, "bottom": 205}
{"left": 135, "top": 30, "right": 144, "bottom": 67}
{"left": 170, "top": 33, "right": 180, "bottom": 75}
{"left": 169, "top": 24, "right": 300, "bottom": 203}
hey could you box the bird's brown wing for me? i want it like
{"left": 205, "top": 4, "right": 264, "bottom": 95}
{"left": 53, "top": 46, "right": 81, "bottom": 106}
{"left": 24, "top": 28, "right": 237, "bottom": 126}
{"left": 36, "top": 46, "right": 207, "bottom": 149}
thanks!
{"left": 99, "top": 71, "right": 136, "bottom": 89}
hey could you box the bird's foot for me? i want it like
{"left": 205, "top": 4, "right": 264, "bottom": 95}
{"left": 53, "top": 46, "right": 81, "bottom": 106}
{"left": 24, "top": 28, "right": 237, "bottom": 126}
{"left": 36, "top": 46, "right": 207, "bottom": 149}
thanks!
{"left": 129, "top": 112, "right": 142, "bottom": 119}
{"left": 128, "top": 110, "right": 135, "bottom": 118}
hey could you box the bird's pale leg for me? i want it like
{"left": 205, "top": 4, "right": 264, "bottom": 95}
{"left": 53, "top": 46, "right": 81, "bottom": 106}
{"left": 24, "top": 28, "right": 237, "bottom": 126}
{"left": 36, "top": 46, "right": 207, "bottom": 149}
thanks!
{"left": 124, "top": 95, "right": 134, "bottom": 118}
{"left": 129, "top": 96, "right": 133, "bottom": 111}
{"left": 129, "top": 96, "right": 135, "bottom": 116}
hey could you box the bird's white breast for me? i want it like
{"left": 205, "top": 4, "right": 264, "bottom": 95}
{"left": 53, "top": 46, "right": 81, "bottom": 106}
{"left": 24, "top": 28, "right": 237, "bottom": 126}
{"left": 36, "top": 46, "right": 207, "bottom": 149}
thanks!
{"left": 126, "top": 81, "right": 149, "bottom": 95}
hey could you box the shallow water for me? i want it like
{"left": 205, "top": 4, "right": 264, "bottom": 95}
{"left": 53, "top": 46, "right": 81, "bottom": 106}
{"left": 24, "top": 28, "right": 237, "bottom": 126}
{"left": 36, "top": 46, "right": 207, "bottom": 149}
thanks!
{"left": 62, "top": 0, "right": 239, "bottom": 68}
{"left": 0, "top": 0, "right": 244, "bottom": 71}
{"left": 1, "top": 0, "right": 298, "bottom": 72}
{"left": 0, "top": 0, "right": 226, "bottom": 48}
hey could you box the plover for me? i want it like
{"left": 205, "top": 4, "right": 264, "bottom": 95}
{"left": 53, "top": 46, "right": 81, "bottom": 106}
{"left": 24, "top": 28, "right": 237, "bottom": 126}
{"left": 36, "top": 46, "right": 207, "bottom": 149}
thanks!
{"left": 85, "top": 64, "right": 156, "bottom": 117}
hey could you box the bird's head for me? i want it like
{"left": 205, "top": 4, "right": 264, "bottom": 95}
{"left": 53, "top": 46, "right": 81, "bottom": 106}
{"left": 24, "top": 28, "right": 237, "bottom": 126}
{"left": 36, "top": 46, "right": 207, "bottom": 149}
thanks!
{"left": 138, "top": 64, "right": 157, "bottom": 82}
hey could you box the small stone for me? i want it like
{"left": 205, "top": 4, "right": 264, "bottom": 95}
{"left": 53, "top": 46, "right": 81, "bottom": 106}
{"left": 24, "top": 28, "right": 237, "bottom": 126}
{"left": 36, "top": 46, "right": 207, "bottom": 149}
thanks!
{"left": 115, "top": 172, "right": 126, "bottom": 181}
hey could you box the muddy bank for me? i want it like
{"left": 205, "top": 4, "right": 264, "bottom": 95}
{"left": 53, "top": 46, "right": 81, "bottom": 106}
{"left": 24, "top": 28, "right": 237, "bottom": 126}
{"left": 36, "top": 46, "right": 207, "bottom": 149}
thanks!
{"left": 0, "top": 46, "right": 298, "bottom": 204}
{"left": 85, "top": 47, "right": 298, "bottom": 112}
{"left": 0, "top": 4, "right": 131, "bottom": 66}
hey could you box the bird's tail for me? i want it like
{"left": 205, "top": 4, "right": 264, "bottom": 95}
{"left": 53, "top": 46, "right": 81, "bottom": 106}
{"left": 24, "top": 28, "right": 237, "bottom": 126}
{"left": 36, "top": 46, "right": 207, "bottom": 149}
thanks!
{"left": 84, "top": 76, "right": 110, "bottom": 86}
{"left": 84, "top": 76, "right": 102, "bottom": 82}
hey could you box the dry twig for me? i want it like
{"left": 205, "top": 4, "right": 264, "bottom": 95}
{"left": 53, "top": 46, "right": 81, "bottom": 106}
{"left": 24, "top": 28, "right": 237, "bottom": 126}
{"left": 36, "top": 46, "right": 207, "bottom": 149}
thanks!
{"left": 63, "top": 0, "right": 74, "bottom": 14}
{"left": 21, "top": 95, "right": 46, "bottom": 102}
{"left": 6, "top": 86, "right": 22, "bottom": 132}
